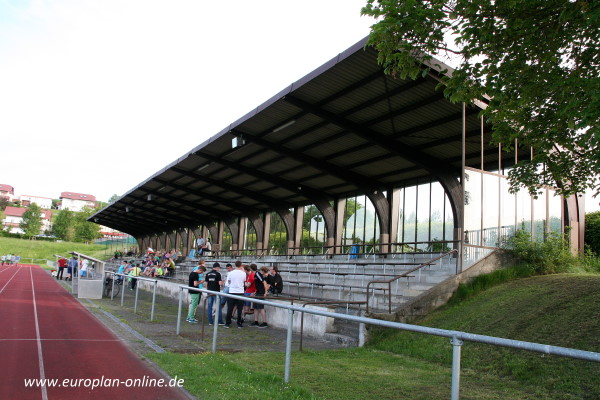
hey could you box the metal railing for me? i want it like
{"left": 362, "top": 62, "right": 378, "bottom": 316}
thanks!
{"left": 105, "top": 272, "right": 159, "bottom": 321}
{"left": 209, "top": 240, "right": 460, "bottom": 260}
{"left": 366, "top": 249, "right": 458, "bottom": 313}
{"left": 299, "top": 300, "right": 366, "bottom": 351}
{"left": 174, "top": 285, "right": 600, "bottom": 400}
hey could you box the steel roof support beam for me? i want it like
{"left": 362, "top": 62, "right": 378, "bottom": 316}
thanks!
{"left": 169, "top": 165, "right": 294, "bottom": 210}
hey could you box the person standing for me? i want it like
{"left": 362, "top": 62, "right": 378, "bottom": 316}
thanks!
{"left": 243, "top": 264, "right": 257, "bottom": 319}
{"left": 224, "top": 261, "right": 247, "bottom": 328}
{"left": 129, "top": 263, "right": 141, "bottom": 290}
{"left": 57, "top": 257, "right": 67, "bottom": 280}
{"left": 117, "top": 260, "right": 128, "bottom": 282}
{"left": 67, "top": 256, "right": 78, "bottom": 281}
{"left": 268, "top": 266, "right": 284, "bottom": 295}
{"left": 186, "top": 265, "right": 204, "bottom": 323}
{"left": 79, "top": 258, "right": 89, "bottom": 277}
{"left": 220, "top": 263, "right": 233, "bottom": 309}
{"left": 251, "top": 266, "right": 270, "bottom": 328}
{"left": 205, "top": 263, "right": 224, "bottom": 325}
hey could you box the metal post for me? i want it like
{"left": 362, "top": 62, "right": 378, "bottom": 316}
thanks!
{"left": 134, "top": 280, "right": 139, "bottom": 313}
{"left": 212, "top": 295, "right": 219, "bottom": 353}
{"left": 120, "top": 273, "right": 125, "bottom": 307}
{"left": 176, "top": 287, "right": 183, "bottom": 335}
{"left": 299, "top": 310, "right": 305, "bottom": 352}
{"left": 284, "top": 308, "right": 294, "bottom": 383}
{"left": 201, "top": 297, "right": 206, "bottom": 341}
{"left": 151, "top": 281, "right": 157, "bottom": 321}
{"left": 451, "top": 336, "right": 463, "bottom": 400}
{"left": 110, "top": 273, "right": 115, "bottom": 301}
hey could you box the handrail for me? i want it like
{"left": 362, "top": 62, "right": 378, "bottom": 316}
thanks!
{"left": 212, "top": 240, "right": 459, "bottom": 259}
{"left": 366, "top": 249, "right": 458, "bottom": 314}
{"left": 175, "top": 284, "right": 600, "bottom": 396}
{"left": 199, "top": 295, "right": 299, "bottom": 341}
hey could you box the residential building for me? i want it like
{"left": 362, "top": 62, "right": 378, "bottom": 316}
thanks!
{"left": 59, "top": 192, "right": 97, "bottom": 212}
{"left": 0, "top": 184, "right": 14, "bottom": 201}
{"left": 2, "top": 206, "right": 52, "bottom": 235}
{"left": 20, "top": 194, "right": 53, "bottom": 210}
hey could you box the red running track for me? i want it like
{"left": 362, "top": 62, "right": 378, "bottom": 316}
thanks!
{"left": 0, "top": 264, "right": 191, "bottom": 400}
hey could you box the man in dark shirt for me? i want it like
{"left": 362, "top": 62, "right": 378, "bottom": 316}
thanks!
{"left": 205, "top": 263, "right": 224, "bottom": 325}
{"left": 268, "top": 266, "right": 283, "bottom": 295}
{"left": 251, "top": 266, "right": 270, "bottom": 328}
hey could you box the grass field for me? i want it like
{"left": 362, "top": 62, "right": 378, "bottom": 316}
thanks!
{"left": 0, "top": 236, "right": 109, "bottom": 265}
{"left": 146, "top": 273, "right": 600, "bottom": 400}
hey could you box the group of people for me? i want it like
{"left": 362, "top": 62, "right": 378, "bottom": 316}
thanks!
{"left": 116, "top": 261, "right": 143, "bottom": 290}
{"left": 186, "top": 260, "right": 283, "bottom": 329}
{"left": 195, "top": 238, "right": 212, "bottom": 256}
{"left": 112, "top": 248, "right": 137, "bottom": 260}
{"left": 55, "top": 255, "right": 85, "bottom": 281}
{"left": 1, "top": 254, "right": 20, "bottom": 266}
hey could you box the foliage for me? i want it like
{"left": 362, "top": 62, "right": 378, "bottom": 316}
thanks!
{"left": 368, "top": 275, "right": 600, "bottom": 397}
{"left": 73, "top": 206, "right": 101, "bottom": 243}
{"left": 585, "top": 211, "right": 600, "bottom": 254}
{"left": 145, "top": 275, "right": 600, "bottom": 399}
{"left": 0, "top": 197, "right": 9, "bottom": 211}
{"left": 362, "top": 0, "right": 600, "bottom": 198}
{"left": 449, "top": 264, "right": 536, "bottom": 305}
{"left": 108, "top": 194, "right": 120, "bottom": 203}
{"left": 52, "top": 209, "right": 74, "bottom": 241}
{"left": 426, "top": 238, "right": 451, "bottom": 252}
{"left": 20, "top": 203, "right": 43, "bottom": 238}
{"left": 506, "top": 229, "right": 576, "bottom": 274}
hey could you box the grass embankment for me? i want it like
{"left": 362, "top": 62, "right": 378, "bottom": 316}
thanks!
{"left": 147, "top": 274, "right": 600, "bottom": 400}
{"left": 0, "top": 236, "right": 108, "bottom": 265}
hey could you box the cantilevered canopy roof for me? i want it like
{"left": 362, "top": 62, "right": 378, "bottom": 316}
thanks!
{"left": 91, "top": 37, "right": 517, "bottom": 237}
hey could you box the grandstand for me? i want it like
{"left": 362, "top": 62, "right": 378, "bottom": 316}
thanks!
{"left": 93, "top": 36, "right": 585, "bottom": 342}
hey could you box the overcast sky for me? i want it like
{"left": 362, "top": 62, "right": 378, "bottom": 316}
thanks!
{"left": 1, "top": 0, "right": 374, "bottom": 202}
{"left": 1, "top": 1, "right": 598, "bottom": 212}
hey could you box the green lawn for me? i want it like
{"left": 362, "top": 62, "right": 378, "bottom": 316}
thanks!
{"left": 0, "top": 236, "right": 109, "bottom": 265}
{"left": 147, "top": 274, "right": 600, "bottom": 400}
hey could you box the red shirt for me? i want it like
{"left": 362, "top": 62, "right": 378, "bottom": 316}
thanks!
{"left": 245, "top": 272, "right": 256, "bottom": 294}
{"left": 58, "top": 258, "right": 68, "bottom": 267}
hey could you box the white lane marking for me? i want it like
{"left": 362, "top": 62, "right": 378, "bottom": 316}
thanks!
{"left": 0, "top": 267, "right": 21, "bottom": 294}
{"left": 30, "top": 266, "right": 48, "bottom": 400}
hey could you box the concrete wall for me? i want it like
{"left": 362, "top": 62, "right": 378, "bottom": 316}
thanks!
{"left": 78, "top": 279, "right": 103, "bottom": 299}
{"left": 373, "top": 250, "right": 516, "bottom": 324}
{"left": 135, "top": 279, "right": 336, "bottom": 336}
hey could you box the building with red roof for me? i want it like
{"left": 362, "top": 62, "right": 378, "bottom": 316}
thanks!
{"left": 0, "top": 184, "right": 14, "bottom": 201}
{"left": 59, "top": 192, "right": 97, "bottom": 212}
{"left": 2, "top": 206, "right": 53, "bottom": 235}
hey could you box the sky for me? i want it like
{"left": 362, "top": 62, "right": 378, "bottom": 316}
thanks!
{"left": 0, "top": 0, "right": 375, "bottom": 203}
{"left": 1, "top": 0, "right": 598, "bottom": 212}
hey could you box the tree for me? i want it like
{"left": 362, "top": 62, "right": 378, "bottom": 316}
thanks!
{"left": 0, "top": 197, "right": 9, "bottom": 211}
{"left": 52, "top": 209, "right": 75, "bottom": 241}
{"left": 20, "top": 203, "right": 43, "bottom": 238}
{"left": 74, "top": 206, "right": 101, "bottom": 243}
{"left": 362, "top": 0, "right": 599, "bottom": 197}
{"left": 108, "top": 194, "right": 120, "bottom": 203}
{"left": 585, "top": 211, "right": 600, "bottom": 255}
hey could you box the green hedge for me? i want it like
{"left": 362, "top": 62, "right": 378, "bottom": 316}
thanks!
{"left": 585, "top": 211, "right": 600, "bottom": 255}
